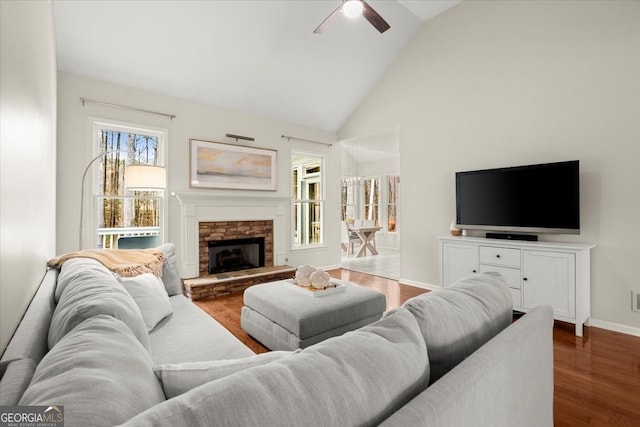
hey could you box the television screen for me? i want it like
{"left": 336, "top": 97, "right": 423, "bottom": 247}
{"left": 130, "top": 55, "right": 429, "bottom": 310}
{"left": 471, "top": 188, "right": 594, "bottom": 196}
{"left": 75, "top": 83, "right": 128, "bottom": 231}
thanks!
{"left": 456, "top": 160, "right": 580, "bottom": 235}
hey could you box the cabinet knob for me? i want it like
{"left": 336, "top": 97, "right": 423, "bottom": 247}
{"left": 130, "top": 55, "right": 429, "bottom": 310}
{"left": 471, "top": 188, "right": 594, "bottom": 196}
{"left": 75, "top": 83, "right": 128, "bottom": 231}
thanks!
{"left": 496, "top": 254, "right": 501, "bottom": 258}
{"left": 523, "top": 277, "right": 528, "bottom": 281}
{"left": 472, "top": 269, "right": 477, "bottom": 273}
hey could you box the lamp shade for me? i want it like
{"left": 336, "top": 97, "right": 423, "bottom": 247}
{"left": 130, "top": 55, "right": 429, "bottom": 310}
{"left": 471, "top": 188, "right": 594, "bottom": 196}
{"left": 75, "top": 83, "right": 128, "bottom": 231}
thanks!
{"left": 124, "top": 165, "right": 166, "bottom": 191}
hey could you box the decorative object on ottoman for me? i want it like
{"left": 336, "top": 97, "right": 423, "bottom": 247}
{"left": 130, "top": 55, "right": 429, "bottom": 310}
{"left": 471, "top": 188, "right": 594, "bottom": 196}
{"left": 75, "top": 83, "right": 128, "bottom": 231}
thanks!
{"left": 294, "top": 264, "right": 316, "bottom": 286}
{"left": 293, "top": 265, "right": 333, "bottom": 290}
{"left": 309, "top": 270, "right": 331, "bottom": 289}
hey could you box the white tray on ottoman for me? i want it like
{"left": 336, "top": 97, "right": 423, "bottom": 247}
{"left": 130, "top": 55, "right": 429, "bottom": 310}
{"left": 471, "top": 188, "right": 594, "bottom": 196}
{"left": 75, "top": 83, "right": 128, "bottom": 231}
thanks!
{"left": 241, "top": 279, "right": 386, "bottom": 351}
{"left": 282, "top": 279, "right": 346, "bottom": 297}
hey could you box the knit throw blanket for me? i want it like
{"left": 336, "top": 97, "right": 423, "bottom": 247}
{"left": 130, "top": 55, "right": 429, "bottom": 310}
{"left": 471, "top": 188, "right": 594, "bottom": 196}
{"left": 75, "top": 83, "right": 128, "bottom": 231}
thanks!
{"left": 48, "top": 249, "right": 165, "bottom": 277}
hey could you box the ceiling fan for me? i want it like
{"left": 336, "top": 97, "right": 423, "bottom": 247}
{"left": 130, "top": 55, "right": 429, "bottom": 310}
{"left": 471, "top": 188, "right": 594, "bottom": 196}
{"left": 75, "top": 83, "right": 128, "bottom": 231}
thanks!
{"left": 314, "top": 0, "right": 391, "bottom": 34}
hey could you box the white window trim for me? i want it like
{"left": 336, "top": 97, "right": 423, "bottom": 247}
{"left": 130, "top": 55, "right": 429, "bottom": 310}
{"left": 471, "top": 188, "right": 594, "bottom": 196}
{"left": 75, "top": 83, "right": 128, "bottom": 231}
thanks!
{"left": 362, "top": 174, "right": 381, "bottom": 226}
{"left": 385, "top": 173, "right": 400, "bottom": 234}
{"left": 290, "top": 149, "right": 326, "bottom": 250}
{"left": 81, "top": 117, "right": 168, "bottom": 249}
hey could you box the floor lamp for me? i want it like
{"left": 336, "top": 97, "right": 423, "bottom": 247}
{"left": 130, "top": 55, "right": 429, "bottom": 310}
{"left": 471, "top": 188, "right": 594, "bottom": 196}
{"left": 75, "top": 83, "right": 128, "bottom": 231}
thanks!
{"left": 79, "top": 152, "right": 166, "bottom": 250}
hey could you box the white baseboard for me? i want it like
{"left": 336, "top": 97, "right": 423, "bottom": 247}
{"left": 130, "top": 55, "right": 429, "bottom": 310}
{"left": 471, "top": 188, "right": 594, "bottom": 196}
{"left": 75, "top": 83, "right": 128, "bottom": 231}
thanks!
{"left": 320, "top": 264, "right": 343, "bottom": 271}
{"left": 589, "top": 318, "right": 640, "bottom": 337}
{"left": 398, "top": 277, "right": 440, "bottom": 291}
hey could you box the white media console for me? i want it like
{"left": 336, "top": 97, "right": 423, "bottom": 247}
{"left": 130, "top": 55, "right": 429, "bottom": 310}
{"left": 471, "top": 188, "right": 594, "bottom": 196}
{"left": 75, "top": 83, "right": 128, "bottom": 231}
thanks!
{"left": 440, "top": 236, "right": 594, "bottom": 336}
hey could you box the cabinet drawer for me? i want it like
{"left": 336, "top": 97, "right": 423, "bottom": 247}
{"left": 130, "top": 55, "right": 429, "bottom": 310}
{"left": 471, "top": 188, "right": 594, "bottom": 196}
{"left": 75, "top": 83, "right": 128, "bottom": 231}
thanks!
{"left": 479, "top": 246, "right": 521, "bottom": 268}
{"left": 478, "top": 265, "right": 522, "bottom": 289}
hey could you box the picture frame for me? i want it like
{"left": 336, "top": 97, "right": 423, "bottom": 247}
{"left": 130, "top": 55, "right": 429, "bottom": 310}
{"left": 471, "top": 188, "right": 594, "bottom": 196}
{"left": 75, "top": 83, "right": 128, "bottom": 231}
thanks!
{"left": 190, "top": 139, "right": 277, "bottom": 191}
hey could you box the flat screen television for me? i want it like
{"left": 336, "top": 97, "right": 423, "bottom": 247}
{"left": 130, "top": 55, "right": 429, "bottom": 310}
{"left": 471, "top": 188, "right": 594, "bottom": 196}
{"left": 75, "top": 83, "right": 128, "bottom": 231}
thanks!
{"left": 455, "top": 160, "right": 580, "bottom": 238}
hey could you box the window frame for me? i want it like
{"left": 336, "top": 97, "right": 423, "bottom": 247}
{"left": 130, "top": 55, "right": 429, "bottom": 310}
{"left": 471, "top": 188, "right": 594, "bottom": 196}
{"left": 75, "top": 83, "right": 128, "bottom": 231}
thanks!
{"left": 363, "top": 175, "right": 381, "bottom": 227}
{"left": 341, "top": 174, "right": 399, "bottom": 233}
{"left": 291, "top": 150, "right": 325, "bottom": 250}
{"left": 340, "top": 177, "right": 357, "bottom": 223}
{"left": 386, "top": 174, "right": 400, "bottom": 233}
{"left": 83, "top": 118, "right": 168, "bottom": 249}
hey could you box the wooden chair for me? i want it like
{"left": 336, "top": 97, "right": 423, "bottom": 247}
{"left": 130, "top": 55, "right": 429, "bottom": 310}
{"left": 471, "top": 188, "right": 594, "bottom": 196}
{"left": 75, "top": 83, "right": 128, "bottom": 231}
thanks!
{"left": 341, "top": 221, "right": 361, "bottom": 255}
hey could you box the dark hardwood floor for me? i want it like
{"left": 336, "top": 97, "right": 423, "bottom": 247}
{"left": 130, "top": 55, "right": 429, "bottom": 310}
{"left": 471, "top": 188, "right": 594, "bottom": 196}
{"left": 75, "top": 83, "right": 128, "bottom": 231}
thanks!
{"left": 194, "top": 269, "right": 640, "bottom": 426}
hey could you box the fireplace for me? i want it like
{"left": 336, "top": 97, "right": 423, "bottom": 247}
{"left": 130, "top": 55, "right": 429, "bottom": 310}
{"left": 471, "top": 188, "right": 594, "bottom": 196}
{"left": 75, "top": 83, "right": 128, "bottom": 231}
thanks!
{"left": 208, "top": 237, "right": 265, "bottom": 274}
{"left": 198, "top": 220, "right": 274, "bottom": 277}
{"left": 185, "top": 218, "right": 291, "bottom": 300}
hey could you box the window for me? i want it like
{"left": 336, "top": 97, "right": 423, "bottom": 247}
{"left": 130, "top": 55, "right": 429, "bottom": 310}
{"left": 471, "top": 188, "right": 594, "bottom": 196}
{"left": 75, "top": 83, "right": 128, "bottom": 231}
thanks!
{"left": 341, "top": 178, "right": 356, "bottom": 222}
{"left": 363, "top": 177, "right": 380, "bottom": 226}
{"left": 341, "top": 175, "right": 398, "bottom": 232}
{"left": 292, "top": 153, "right": 324, "bottom": 247}
{"left": 387, "top": 175, "right": 399, "bottom": 232}
{"left": 92, "top": 121, "right": 165, "bottom": 248}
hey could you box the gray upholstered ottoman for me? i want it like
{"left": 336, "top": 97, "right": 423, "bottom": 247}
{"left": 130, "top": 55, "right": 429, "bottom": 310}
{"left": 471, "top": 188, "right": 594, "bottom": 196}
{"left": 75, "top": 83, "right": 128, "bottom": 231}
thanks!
{"left": 241, "top": 279, "right": 386, "bottom": 351}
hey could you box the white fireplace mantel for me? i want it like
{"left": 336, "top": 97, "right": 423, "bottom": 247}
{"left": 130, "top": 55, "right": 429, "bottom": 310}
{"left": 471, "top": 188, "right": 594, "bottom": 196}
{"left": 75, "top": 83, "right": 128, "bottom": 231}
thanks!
{"left": 173, "top": 193, "right": 290, "bottom": 278}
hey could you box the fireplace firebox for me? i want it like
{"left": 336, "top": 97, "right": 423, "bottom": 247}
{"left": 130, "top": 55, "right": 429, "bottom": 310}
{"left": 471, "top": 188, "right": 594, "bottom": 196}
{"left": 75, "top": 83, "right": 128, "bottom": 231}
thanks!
{"left": 208, "top": 237, "right": 265, "bottom": 274}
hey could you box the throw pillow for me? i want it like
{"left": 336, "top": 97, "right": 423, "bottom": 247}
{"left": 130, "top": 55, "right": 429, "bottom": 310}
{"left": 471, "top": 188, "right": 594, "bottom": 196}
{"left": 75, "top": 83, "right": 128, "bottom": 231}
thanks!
{"left": 157, "top": 243, "right": 183, "bottom": 296}
{"left": 154, "top": 350, "right": 295, "bottom": 398}
{"left": 20, "top": 315, "right": 165, "bottom": 427}
{"left": 118, "top": 273, "right": 173, "bottom": 332}
{"left": 120, "top": 308, "right": 429, "bottom": 427}
{"left": 402, "top": 271, "right": 513, "bottom": 384}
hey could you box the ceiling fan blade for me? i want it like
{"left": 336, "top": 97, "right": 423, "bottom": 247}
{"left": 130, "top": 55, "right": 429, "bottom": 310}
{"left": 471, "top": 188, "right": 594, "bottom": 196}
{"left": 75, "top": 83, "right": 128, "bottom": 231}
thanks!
{"left": 362, "top": 0, "right": 390, "bottom": 33}
{"left": 313, "top": 4, "right": 343, "bottom": 34}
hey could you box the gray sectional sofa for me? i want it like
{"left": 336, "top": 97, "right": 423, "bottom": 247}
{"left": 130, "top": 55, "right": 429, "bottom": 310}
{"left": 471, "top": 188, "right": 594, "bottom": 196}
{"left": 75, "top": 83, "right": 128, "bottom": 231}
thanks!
{"left": 0, "top": 244, "right": 554, "bottom": 426}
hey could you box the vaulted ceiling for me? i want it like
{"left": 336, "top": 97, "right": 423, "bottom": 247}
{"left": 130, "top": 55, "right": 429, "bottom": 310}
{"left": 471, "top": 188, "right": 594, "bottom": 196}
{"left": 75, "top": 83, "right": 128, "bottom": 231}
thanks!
{"left": 53, "top": 0, "right": 460, "bottom": 132}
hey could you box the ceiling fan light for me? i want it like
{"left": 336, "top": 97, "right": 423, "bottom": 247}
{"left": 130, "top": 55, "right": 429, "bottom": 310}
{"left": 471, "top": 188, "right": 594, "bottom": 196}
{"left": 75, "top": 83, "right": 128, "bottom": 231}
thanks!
{"left": 343, "top": 0, "right": 364, "bottom": 18}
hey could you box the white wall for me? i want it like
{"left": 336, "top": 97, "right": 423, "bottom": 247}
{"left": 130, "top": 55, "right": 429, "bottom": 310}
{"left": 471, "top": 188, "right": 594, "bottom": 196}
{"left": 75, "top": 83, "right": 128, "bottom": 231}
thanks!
{"left": 57, "top": 72, "right": 340, "bottom": 271}
{"left": 357, "top": 158, "right": 399, "bottom": 177}
{"left": 339, "top": 1, "right": 640, "bottom": 332}
{"left": 0, "top": 1, "right": 57, "bottom": 353}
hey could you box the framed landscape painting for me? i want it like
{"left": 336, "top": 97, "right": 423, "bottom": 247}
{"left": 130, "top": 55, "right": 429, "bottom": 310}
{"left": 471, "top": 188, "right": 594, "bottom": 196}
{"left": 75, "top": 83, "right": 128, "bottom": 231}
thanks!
{"left": 190, "top": 139, "right": 277, "bottom": 190}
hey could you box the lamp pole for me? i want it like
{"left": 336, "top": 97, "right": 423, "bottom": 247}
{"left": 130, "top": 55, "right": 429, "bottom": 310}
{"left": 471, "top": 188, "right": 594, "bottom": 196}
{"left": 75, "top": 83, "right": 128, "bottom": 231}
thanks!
{"left": 78, "top": 150, "right": 122, "bottom": 250}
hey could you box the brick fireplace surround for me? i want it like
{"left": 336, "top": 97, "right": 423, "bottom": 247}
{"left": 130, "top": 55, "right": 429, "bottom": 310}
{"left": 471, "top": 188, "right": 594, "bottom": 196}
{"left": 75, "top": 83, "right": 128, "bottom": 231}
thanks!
{"left": 184, "top": 220, "right": 294, "bottom": 300}
{"left": 198, "top": 220, "right": 274, "bottom": 275}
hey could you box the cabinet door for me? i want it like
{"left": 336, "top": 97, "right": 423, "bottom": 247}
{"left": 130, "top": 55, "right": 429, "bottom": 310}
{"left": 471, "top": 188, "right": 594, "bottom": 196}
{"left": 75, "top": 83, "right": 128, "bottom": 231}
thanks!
{"left": 442, "top": 242, "right": 477, "bottom": 286}
{"left": 523, "top": 250, "right": 575, "bottom": 318}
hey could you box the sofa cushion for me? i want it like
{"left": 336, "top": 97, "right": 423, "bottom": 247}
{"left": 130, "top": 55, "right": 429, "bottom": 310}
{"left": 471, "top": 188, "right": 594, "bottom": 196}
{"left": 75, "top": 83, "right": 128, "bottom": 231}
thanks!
{"left": 121, "top": 308, "right": 429, "bottom": 427}
{"left": 158, "top": 243, "right": 183, "bottom": 296}
{"left": 154, "top": 351, "right": 294, "bottom": 398}
{"left": 49, "top": 258, "right": 150, "bottom": 351}
{"left": 54, "top": 257, "right": 115, "bottom": 302}
{"left": 118, "top": 273, "right": 173, "bottom": 331}
{"left": 20, "top": 315, "right": 165, "bottom": 427}
{"left": 379, "top": 305, "right": 554, "bottom": 427}
{"left": 402, "top": 272, "right": 513, "bottom": 384}
{"left": 0, "top": 359, "right": 36, "bottom": 406}
{"left": 148, "top": 294, "right": 254, "bottom": 365}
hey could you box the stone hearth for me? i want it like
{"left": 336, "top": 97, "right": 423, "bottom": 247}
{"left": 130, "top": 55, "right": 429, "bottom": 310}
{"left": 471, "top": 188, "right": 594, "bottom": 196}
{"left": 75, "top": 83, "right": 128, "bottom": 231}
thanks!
{"left": 183, "top": 265, "right": 295, "bottom": 301}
